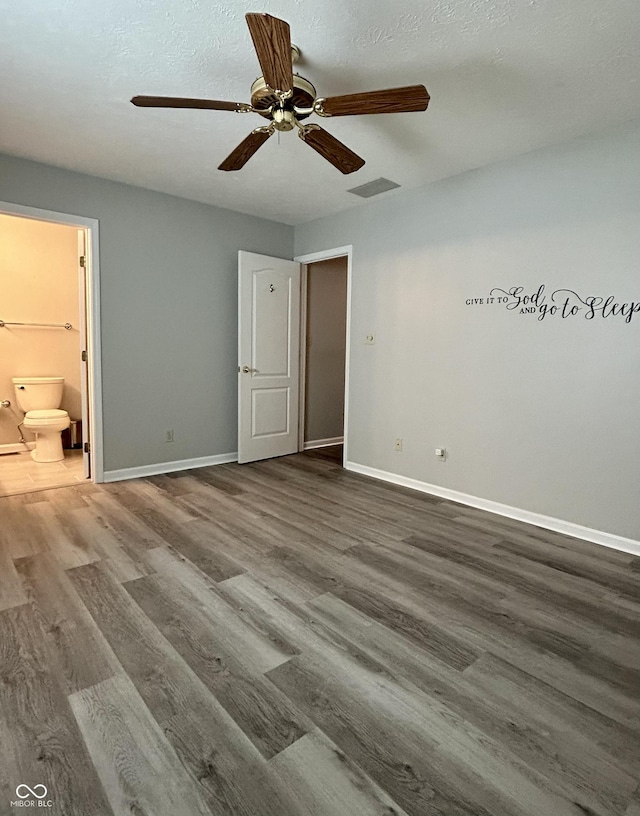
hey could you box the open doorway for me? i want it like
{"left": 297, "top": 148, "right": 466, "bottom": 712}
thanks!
{"left": 296, "top": 247, "right": 352, "bottom": 467}
{"left": 237, "top": 247, "right": 351, "bottom": 466}
{"left": 0, "top": 201, "right": 102, "bottom": 495}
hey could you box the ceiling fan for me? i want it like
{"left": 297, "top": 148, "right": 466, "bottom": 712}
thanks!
{"left": 131, "top": 13, "right": 430, "bottom": 174}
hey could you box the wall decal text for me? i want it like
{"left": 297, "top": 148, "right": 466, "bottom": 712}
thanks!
{"left": 465, "top": 285, "right": 639, "bottom": 323}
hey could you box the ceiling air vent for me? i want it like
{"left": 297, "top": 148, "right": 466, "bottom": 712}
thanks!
{"left": 347, "top": 178, "right": 401, "bottom": 198}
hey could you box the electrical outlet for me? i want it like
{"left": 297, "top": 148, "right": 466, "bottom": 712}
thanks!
{"left": 365, "top": 333, "right": 375, "bottom": 345}
{"left": 165, "top": 429, "right": 174, "bottom": 443}
{"left": 395, "top": 438, "right": 403, "bottom": 451}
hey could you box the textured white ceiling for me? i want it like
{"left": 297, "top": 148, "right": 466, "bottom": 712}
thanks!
{"left": 1, "top": 0, "right": 639, "bottom": 225}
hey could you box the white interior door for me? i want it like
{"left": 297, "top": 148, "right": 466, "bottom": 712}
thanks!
{"left": 77, "top": 230, "right": 91, "bottom": 478}
{"left": 238, "top": 251, "right": 300, "bottom": 464}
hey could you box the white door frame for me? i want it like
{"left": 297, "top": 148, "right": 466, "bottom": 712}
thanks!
{"left": 294, "top": 246, "right": 353, "bottom": 466}
{"left": 0, "top": 199, "right": 104, "bottom": 482}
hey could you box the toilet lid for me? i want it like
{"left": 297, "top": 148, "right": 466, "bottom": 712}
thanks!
{"left": 25, "top": 409, "right": 69, "bottom": 419}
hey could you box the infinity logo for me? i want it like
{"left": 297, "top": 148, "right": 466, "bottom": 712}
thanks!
{"left": 15, "top": 785, "right": 48, "bottom": 799}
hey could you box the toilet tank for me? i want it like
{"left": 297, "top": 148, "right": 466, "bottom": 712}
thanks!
{"left": 12, "top": 377, "right": 64, "bottom": 412}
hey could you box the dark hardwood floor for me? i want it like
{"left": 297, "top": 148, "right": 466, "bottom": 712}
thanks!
{"left": 0, "top": 446, "right": 638, "bottom": 816}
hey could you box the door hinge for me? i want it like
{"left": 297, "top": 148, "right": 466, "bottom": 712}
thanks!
{"left": 79, "top": 255, "right": 86, "bottom": 268}
{"left": 84, "top": 442, "right": 90, "bottom": 454}
{"left": 81, "top": 350, "right": 87, "bottom": 362}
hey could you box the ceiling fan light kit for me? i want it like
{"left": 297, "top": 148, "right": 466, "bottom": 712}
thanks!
{"left": 131, "top": 12, "right": 430, "bottom": 174}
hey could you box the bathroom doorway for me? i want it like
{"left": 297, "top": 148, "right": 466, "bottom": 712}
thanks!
{"left": 0, "top": 201, "right": 102, "bottom": 496}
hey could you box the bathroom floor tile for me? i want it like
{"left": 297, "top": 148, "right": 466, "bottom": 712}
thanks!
{"left": 0, "top": 464, "right": 28, "bottom": 477}
{"left": 0, "top": 478, "right": 39, "bottom": 493}
{"left": 23, "top": 461, "right": 67, "bottom": 472}
{"left": 0, "top": 450, "right": 86, "bottom": 497}
{"left": 29, "top": 471, "right": 80, "bottom": 484}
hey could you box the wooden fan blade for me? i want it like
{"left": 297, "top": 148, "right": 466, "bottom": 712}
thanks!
{"left": 131, "top": 96, "right": 247, "bottom": 111}
{"left": 245, "top": 13, "right": 293, "bottom": 93}
{"left": 218, "top": 129, "right": 273, "bottom": 171}
{"left": 319, "top": 85, "right": 430, "bottom": 116}
{"left": 300, "top": 126, "right": 365, "bottom": 174}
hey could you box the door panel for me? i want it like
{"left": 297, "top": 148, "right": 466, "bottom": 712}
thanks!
{"left": 238, "top": 251, "right": 300, "bottom": 464}
{"left": 252, "top": 269, "right": 293, "bottom": 376}
{"left": 252, "top": 388, "right": 290, "bottom": 437}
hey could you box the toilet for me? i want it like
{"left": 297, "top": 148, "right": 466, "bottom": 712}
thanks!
{"left": 12, "top": 377, "right": 71, "bottom": 463}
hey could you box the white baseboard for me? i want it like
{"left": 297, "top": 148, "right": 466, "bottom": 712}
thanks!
{"left": 103, "top": 452, "right": 238, "bottom": 483}
{"left": 0, "top": 442, "right": 35, "bottom": 454}
{"left": 303, "top": 436, "right": 344, "bottom": 450}
{"left": 345, "top": 461, "right": 640, "bottom": 557}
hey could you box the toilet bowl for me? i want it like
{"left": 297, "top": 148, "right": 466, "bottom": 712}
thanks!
{"left": 12, "top": 377, "right": 71, "bottom": 463}
{"left": 22, "top": 409, "right": 71, "bottom": 462}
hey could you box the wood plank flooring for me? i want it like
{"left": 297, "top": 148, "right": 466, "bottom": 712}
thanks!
{"left": 0, "top": 445, "right": 638, "bottom": 816}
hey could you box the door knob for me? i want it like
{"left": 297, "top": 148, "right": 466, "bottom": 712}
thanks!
{"left": 242, "top": 366, "right": 251, "bottom": 373}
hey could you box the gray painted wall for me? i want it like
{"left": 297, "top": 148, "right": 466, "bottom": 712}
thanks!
{"left": 295, "top": 119, "right": 640, "bottom": 540}
{"left": 304, "top": 257, "right": 347, "bottom": 444}
{"left": 0, "top": 154, "right": 293, "bottom": 472}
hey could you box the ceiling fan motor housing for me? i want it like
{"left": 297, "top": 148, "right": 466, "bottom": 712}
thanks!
{"left": 272, "top": 109, "right": 296, "bottom": 131}
{"left": 250, "top": 75, "right": 316, "bottom": 121}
